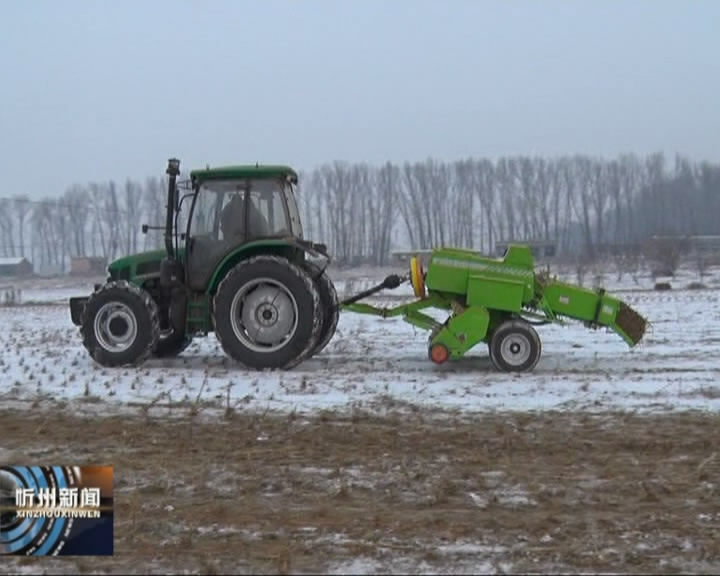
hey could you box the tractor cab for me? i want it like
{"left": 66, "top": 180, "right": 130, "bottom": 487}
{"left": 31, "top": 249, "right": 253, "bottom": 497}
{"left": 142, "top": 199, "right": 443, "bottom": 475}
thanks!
{"left": 181, "top": 166, "right": 304, "bottom": 292}
{"left": 187, "top": 166, "right": 303, "bottom": 242}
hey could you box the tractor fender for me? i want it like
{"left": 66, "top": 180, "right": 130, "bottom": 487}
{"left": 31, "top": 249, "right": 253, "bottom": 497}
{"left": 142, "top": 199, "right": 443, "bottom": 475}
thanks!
{"left": 206, "top": 237, "right": 329, "bottom": 294}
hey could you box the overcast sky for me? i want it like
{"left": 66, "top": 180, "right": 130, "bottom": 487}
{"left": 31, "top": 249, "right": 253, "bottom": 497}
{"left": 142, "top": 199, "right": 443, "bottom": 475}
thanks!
{"left": 1, "top": 0, "right": 718, "bottom": 198}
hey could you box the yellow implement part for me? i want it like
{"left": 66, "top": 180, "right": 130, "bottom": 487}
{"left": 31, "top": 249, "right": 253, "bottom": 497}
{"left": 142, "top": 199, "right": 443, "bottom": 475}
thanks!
{"left": 410, "top": 256, "right": 426, "bottom": 299}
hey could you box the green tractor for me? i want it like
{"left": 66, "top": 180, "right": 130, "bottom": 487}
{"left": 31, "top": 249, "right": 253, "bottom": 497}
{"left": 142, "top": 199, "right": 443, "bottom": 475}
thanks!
{"left": 70, "top": 158, "right": 339, "bottom": 370}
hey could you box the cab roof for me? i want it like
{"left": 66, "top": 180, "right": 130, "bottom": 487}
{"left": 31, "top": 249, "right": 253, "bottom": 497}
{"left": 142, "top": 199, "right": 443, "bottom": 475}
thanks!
{"left": 189, "top": 164, "right": 298, "bottom": 184}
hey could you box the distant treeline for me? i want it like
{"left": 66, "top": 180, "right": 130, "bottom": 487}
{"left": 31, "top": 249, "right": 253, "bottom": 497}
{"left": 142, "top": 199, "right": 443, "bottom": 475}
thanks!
{"left": 1, "top": 152, "right": 719, "bottom": 271}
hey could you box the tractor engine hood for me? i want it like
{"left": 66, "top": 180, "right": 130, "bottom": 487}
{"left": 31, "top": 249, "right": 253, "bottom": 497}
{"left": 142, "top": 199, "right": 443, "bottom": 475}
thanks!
{"left": 107, "top": 249, "right": 172, "bottom": 281}
{"left": 105, "top": 239, "right": 326, "bottom": 283}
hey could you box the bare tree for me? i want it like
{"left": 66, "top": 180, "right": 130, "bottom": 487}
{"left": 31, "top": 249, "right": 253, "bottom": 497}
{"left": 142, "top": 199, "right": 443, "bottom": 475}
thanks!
{"left": 453, "top": 159, "right": 477, "bottom": 249}
{"left": 8, "top": 150, "right": 719, "bottom": 271}
{"left": 294, "top": 170, "right": 315, "bottom": 241}
{"left": 569, "top": 156, "right": 597, "bottom": 259}
{"left": 322, "top": 162, "right": 354, "bottom": 264}
{"left": 89, "top": 183, "right": 108, "bottom": 259}
{"left": 0, "top": 204, "right": 14, "bottom": 257}
{"left": 64, "top": 185, "right": 89, "bottom": 257}
{"left": 30, "top": 200, "right": 55, "bottom": 269}
{"left": 105, "top": 181, "right": 122, "bottom": 261}
{"left": 124, "top": 179, "right": 142, "bottom": 256}
{"left": 51, "top": 202, "right": 69, "bottom": 273}
{"left": 143, "top": 176, "right": 166, "bottom": 251}
{"left": 12, "top": 196, "right": 31, "bottom": 257}
{"left": 374, "top": 162, "right": 398, "bottom": 264}
{"left": 398, "top": 162, "right": 425, "bottom": 249}
{"left": 495, "top": 158, "right": 517, "bottom": 243}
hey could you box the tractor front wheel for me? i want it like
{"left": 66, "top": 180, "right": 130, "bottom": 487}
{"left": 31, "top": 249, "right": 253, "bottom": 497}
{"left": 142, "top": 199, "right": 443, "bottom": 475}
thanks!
{"left": 80, "top": 281, "right": 160, "bottom": 367}
{"left": 488, "top": 319, "right": 542, "bottom": 373}
{"left": 213, "top": 255, "right": 322, "bottom": 370}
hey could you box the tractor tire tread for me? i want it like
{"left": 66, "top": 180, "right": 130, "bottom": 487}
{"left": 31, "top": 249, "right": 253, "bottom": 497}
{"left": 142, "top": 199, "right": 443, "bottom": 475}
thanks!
{"left": 303, "top": 259, "right": 339, "bottom": 357}
{"left": 79, "top": 280, "right": 161, "bottom": 367}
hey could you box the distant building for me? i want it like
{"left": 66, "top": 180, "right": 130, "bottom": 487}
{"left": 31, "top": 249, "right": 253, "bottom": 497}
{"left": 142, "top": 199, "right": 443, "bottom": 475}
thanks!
{"left": 650, "top": 234, "right": 720, "bottom": 254}
{"left": 648, "top": 234, "right": 720, "bottom": 267}
{"left": 0, "top": 257, "right": 33, "bottom": 278}
{"left": 70, "top": 257, "right": 107, "bottom": 277}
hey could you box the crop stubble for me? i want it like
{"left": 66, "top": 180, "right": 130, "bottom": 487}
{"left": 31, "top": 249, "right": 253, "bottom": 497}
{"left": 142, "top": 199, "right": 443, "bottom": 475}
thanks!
{"left": 2, "top": 402, "right": 720, "bottom": 574}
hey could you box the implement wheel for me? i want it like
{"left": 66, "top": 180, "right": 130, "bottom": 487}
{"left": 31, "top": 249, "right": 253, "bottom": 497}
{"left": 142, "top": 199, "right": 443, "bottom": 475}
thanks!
{"left": 488, "top": 319, "right": 542, "bottom": 373}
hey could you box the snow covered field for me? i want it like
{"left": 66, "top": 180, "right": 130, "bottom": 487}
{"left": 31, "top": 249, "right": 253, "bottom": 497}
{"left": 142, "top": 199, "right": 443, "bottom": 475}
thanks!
{"left": 1, "top": 266, "right": 719, "bottom": 415}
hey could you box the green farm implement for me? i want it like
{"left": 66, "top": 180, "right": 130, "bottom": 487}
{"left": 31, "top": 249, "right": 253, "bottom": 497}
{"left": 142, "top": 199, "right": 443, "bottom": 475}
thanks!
{"left": 341, "top": 245, "right": 648, "bottom": 372}
{"left": 69, "top": 157, "right": 647, "bottom": 373}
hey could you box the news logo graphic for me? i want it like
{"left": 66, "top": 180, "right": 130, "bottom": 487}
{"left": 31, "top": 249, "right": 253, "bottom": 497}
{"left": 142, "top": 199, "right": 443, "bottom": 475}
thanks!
{"left": 0, "top": 466, "right": 113, "bottom": 556}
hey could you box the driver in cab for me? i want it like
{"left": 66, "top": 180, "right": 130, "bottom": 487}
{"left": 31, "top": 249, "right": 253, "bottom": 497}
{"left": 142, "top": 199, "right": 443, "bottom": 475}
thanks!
{"left": 220, "top": 192, "right": 269, "bottom": 240}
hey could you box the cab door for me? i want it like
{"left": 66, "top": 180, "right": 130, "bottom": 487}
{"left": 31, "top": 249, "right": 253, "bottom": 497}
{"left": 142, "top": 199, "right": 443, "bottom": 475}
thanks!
{"left": 185, "top": 185, "right": 248, "bottom": 292}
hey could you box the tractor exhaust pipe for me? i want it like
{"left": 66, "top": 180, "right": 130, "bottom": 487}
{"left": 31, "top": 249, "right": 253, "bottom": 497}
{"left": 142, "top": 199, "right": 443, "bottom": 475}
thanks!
{"left": 165, "top": 158, "right": 181, "bottom": 259}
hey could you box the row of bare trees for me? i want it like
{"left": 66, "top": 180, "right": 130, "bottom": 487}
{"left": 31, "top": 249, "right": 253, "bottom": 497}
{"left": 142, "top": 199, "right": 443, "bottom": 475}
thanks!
{"left": 297, "top": 153, "right": 720, "bottom": 266}
{"left": 1, "top": 152, "right": 718, "bottom": 272}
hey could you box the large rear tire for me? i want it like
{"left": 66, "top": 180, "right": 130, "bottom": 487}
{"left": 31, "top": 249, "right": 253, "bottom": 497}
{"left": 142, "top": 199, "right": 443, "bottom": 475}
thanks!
{"left": 80, "top": 281, "right": 160, "bottom": 367}
{"left": 212, "top": 255, "right": 322, "bottom": 370}
{"left": 303, "top": 259, "right": 339, "bottom": 357}
{"left": 488, "top": 319, "right": 542, "bottom": 373}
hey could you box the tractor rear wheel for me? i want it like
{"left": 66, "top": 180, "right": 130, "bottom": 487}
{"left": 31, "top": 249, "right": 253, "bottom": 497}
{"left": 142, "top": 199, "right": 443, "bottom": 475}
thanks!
{"left": 80, "top": 281, "right": 160, "bottom": 367}
{"left": 303, "top": 259, "right": 339, "bottom": 357}
{"left": 488, "top": 319, "right": 542, "bottom": 373}
{"left": 212, "top": 255, "right": 322, "bottom": 370}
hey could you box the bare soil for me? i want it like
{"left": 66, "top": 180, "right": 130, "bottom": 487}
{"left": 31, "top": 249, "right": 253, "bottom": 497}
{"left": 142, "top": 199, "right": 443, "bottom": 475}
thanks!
{"left": 2, "top": 402, "right": 720, "bottom": 574}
